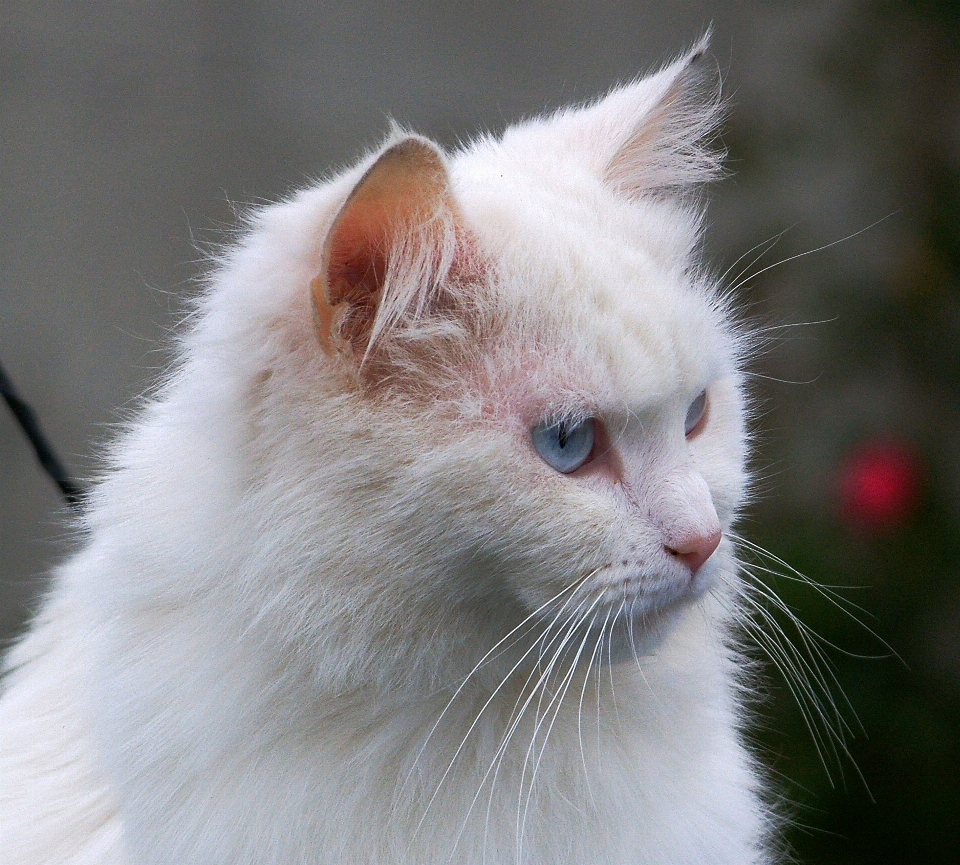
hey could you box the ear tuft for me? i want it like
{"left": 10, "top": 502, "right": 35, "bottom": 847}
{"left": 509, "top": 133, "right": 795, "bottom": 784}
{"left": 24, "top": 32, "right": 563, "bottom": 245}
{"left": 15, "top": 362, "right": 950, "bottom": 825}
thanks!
{"left": 312, "top": 136, "right": 458, "bottom": 361}
{"left": 604, "top": 36, "right": 724, "bottom": 196}
{"left": 532, "top": 34, "right": 724, "bottom": 198}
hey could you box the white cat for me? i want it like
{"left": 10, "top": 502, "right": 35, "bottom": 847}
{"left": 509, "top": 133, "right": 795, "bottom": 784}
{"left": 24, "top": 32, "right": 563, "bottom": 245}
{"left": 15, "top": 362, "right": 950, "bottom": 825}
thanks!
{"left": 0, "top": 40, "right": 774, "bottom": 864}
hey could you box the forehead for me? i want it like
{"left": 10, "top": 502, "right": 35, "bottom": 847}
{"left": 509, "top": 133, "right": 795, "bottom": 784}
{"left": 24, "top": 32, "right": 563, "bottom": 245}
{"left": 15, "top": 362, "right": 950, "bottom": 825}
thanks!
{"left": 575, "top": 232, "right": 724, "bottom": 406}
{"left": 455, "top": 160, "right": 730, "bottom": 410}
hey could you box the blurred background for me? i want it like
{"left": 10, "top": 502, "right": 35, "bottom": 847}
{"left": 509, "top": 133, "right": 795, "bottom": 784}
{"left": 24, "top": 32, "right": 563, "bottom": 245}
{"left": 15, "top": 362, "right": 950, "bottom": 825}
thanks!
{"left": 2, "top": 1, "right": 958, "bottom": 861}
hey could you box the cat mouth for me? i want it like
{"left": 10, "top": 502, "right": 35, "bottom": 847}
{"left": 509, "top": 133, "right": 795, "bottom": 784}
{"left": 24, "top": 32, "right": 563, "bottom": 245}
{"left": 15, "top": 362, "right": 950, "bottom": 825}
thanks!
{"left": 595, "top": 571, "right": 695, "bottom": 609}
{"left": 589, "top": 558, "right": 713, "bottom": 613}
{"left": 532, "top": 598, "right": 684, "bottom": 668}
{"left": 532, "top": 564, "right": 713, "bottom": 665}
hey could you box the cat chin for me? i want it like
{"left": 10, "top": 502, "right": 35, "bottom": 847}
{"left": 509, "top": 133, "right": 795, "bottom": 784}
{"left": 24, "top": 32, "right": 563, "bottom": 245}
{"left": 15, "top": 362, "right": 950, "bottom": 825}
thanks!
{"left": 581, "top": 602, "right": 690, "bottom": 665}
{"left": 533, "top": 562, "right": 718, "bottom": 666}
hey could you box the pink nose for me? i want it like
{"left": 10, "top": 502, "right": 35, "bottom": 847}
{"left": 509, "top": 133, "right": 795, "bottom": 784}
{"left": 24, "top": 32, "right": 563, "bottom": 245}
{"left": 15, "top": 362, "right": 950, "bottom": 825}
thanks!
{"left": 664, "top": 530, "right": 722, "bottom": 575}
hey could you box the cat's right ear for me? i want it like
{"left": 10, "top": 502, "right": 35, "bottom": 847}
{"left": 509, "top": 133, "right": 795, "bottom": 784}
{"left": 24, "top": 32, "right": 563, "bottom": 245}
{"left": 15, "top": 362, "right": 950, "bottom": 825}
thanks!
{"left": 311, "top": 136, "right": 458, "bottom": 361}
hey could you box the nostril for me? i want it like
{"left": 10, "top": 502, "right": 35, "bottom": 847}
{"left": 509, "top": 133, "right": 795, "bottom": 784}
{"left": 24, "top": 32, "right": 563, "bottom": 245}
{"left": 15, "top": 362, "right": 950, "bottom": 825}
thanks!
{"left": 664, "top": 530, "right": 722, "bottom": 576}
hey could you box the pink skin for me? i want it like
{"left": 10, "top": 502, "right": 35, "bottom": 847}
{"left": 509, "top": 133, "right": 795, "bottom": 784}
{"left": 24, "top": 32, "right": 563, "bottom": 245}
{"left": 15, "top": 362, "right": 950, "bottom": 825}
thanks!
{"left": 664, "top": 529, "right": 722, "bottom": 576}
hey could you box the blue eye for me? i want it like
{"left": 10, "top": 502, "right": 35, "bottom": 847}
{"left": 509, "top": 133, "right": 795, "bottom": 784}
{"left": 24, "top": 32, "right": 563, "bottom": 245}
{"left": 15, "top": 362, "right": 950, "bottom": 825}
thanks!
{"left": 532, "top": 417, "right": 595, "bottom": 473}
{"left": 685, "top": 389, "right": 708, "bottom": 437}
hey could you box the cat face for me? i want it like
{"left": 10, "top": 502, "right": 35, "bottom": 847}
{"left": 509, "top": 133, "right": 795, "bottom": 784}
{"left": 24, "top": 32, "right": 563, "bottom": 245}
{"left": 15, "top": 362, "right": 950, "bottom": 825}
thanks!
{"left": 423, "top": 152, "right": 746, "bottom": 661}
{"left": 220, "top": 43, "right": 744, "bottom": 676}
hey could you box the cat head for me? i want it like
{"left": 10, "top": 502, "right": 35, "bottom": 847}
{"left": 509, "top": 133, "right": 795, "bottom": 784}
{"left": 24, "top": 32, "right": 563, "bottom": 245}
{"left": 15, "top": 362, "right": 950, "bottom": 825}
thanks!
{"left": 203, "top": 40, "right": 747, "bottom": 681}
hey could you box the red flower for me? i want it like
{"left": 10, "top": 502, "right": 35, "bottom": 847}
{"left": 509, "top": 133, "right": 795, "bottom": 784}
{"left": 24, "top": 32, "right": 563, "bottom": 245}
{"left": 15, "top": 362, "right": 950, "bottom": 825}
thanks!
{"left": 837, "top": 439, "right": 922, "bottom": 532}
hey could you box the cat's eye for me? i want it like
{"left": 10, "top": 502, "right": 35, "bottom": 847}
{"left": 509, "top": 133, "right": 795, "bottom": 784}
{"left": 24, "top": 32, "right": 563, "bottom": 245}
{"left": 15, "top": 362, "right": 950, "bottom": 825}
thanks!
{"left": 532, "top": 417, "right": 595, "bottom": 474}
{"left": 684, "top": 389, "right": 708, "bottom": 438}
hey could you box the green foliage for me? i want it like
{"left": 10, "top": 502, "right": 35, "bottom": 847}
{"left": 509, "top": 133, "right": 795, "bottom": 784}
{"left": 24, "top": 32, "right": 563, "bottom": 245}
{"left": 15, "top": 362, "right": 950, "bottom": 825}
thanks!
{"left": 735, "top": 3, "right": 960, "bottom": 861}
{"left": 750, "top": 501, "right": 960, "bottom": 862}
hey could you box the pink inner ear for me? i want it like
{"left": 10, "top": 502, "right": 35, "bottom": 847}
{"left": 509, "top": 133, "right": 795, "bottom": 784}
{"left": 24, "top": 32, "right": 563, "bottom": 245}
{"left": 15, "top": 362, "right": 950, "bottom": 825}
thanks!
{"left": 322, "top": 210, "right": 391, "bottom": 351}
{"left": 312, "top": 138, "right": 453, "bottom": 358}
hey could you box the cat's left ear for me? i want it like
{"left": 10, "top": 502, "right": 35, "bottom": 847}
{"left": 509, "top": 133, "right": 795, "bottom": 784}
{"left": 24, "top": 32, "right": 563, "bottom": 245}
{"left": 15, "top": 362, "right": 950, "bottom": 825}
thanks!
{"left": 545, "top": 35, "right": 723, "bottom": 196}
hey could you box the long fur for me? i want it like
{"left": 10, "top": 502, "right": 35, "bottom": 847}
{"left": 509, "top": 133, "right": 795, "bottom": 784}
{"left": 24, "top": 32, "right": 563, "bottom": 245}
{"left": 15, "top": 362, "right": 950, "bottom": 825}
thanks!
{"left": 1, "top": 43, "right": 776, "bottom": 865}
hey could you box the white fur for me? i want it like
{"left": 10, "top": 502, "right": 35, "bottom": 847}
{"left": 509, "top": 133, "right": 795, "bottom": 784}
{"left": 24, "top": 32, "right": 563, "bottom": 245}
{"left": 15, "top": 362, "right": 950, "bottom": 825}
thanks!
{"left": 1, "top": 45, "right": 773, "bottom": 864}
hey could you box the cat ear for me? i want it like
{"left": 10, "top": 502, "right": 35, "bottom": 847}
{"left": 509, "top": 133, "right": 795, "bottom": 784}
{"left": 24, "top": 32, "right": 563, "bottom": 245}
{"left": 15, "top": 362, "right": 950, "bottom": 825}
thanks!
{"left": 311, "top": 136, "right": 458, "bottom": 359}
{"left": 547, "top": 36, "right": 722, "bottom": 196}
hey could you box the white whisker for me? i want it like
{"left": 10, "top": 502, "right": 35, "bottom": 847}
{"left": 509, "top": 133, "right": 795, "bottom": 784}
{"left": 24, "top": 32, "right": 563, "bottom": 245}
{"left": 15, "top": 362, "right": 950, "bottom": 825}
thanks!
{"left": 464, "top": 591, "right": 601, "bottom": 860}
{"left": 578, "top": 600, "right": 617, "bottom": 808}
{"left": 728, "top": 213, "right": 897, "bottom": 293}
{"left": 415, "top": 574, "right": 594, "bottom": 837}
{"left": 720, "top": 228, "right": 789, "bottom": 289}
{"left": 739, "top": 568, "right": 869, "bottom": 726}
{"left": 719, "top": 542, "right": 877, "bottom": 794}
{"left": 605, "top": 598, "right": 626, "bottom": 728}
{"left": 733, "top": 534, "right": 900, "bottom": 660}
{"left": 517, "top": 598, "right": 604, "bottom": 862}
